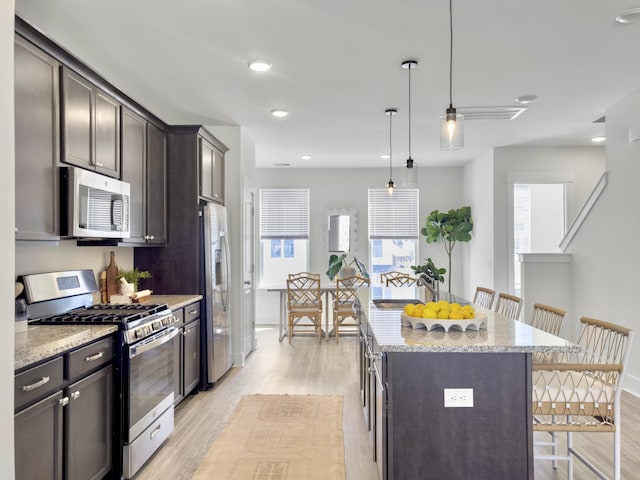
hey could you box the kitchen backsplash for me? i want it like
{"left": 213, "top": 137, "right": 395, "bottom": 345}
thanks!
{"left": 16, "top": 241, "right": 134, "bottom": 279}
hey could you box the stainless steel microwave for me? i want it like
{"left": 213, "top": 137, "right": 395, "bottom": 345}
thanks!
{"left": 61, "top": 166, "right": 131, "bottom": 238}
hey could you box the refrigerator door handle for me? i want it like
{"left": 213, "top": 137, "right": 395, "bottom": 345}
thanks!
{"left": 222, "top": 235, "right": 230, "bottom": 311}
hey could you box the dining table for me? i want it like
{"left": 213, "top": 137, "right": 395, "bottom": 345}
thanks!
{"left": 267, "top": 284, "right": 337, "bottom": 341}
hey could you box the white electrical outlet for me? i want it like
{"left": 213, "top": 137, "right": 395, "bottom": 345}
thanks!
{"left": 444, "top": 388, "right": 474, "bottom": 408}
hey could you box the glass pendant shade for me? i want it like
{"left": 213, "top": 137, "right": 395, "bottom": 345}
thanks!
{"left": 440, "top": 107, "right": 464, "bottom": 150}
{"left": 401, "top": 158, "right": 418, "bottom": 187}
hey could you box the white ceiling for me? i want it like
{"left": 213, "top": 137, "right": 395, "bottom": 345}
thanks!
{"left": 15, "top": 0, "right": 640, "bottom": 169}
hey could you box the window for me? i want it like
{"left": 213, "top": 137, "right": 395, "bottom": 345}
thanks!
{"left": 513, "top": 183, "right": 565, "bottom": 296}
{"left": 259, "top": 189, "right": 309, "bottom": 287}
{"left": 368, "top": 189, "right": 419, "bottom": 296}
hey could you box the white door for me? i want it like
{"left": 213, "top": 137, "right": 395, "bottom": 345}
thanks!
{"left": 243, "top": 190, "right": 257, "bottom": 355}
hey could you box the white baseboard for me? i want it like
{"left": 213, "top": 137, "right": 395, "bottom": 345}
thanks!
{"left": 624, "top": 373, "right": 640, "bottom": 398}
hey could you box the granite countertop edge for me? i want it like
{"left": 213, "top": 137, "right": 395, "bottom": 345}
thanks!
{"left": 15, "top": 325, "right": 118, "bottom": 371}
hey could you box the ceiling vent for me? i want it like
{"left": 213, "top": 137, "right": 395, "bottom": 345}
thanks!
{"left": 457, "top": 106, "right": 527, "bottom": 120}
{"left": 273, "top": 163, "right": 290, "bottom": 167}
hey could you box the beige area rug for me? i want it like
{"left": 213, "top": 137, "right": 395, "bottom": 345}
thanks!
{"left": 193, "top": 394, "right": 346, "bottom": 480}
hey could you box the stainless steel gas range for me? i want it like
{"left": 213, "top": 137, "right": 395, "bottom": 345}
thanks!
{"left": 22, "top": 270, "right": 180, "bottom": 479}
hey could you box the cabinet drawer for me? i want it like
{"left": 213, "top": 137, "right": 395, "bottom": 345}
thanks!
{"left": 67, "top": 337, "right": 113, "bottom": 381}
{"left": 172, "top": 308, "right": 184, "bottom": 326}
{"left": 184, "top": 302, "right": 200, "bottom": 322}
{"left": 15, "top": 356, "right": 64, "bottom": 411}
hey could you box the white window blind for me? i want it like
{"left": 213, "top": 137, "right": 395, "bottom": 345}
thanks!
{"left": 260, "top": 189, "right": 309, "bottom": 239}
{"left": 368, "top": 188, "right": 419, "bottom": 239}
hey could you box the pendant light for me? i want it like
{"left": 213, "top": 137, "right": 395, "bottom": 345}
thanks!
{"left": 440, "top": 0, "right": 464, "bottom": 150}
{"left": 385, "top": 108, "right": 397, "bottom": 195}
{"left": 401, "top": 60, "right": 418, "bottom": 187}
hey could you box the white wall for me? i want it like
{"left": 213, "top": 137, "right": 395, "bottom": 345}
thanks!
{"left": 568, "top": 89, "right": 640, "bottom": 396}
{"left": 15, "top": 242, "right": 133, "bottom": 278}
{"left": 492, "top": 146, "right": 605, "bottom": 294}
{"left": 2, "top": 1, "right": 15, "bottom": 477}
{"left": 254, "top": 166, "right": 464, "bottom": 323}
{"left": 463, "top": 149, "right": 494, "bottom": 300}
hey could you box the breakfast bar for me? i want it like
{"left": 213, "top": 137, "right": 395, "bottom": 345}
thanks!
{"left": 359, "top": 290, "right": 579, "bottom": 480}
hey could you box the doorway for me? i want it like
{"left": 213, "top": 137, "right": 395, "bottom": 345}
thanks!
{"left": 511, "top": 183, "right": 565, "bottom": 296}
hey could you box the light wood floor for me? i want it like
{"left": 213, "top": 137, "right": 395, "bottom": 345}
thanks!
{"left": 136, "top": 326, "right": 640, "bottom": 480}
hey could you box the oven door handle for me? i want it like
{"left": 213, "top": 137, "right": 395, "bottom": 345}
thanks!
{"left": 129, "top": 327, "right": 179, "bottom": 359}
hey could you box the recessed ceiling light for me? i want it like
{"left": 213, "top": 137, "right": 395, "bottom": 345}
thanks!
{"left": 248, "top": 60, "right": 272, "bottom": 72}
{"left": 270, "top": 109, "right": 288, "bottom": 118}
{"left": 591, "top": 136, "right": 606, "bottom": 143}
{"left": 616, "top": 8, "right": 640, "bottom": 24}
{"left": 380, "top": 154, "right": 391, "bottom": 160}
{"left": 515, "top": 94, "right": 537, "bottom": 104}
{"left": 300, "top": 154, "right": 312, "bottom": 160}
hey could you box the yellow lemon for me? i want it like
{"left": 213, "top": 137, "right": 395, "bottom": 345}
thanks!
{"left": 425, "top": 301, "right": 439, "bottom": 312}
{"left": 438, "top": 300, "right": 450, "bottom": 307}
{"left": 463, "top": 310, "right": 475, "bottom": 319}
{"left": 437, "top": 310, "right": 450, "bottom": 319}
{"left": 450, "top": 303, "right": 462, "bottom": 310}
{"left": 422, "top": 308, "right": 437, "bottom": 319}
{"left": 404, "top": 304, "right": 416, "bottom": 316}
{"left": 413, "top": 304, "right": 424, "bottom": 316}
{"left": 449, "top": 310, "right": 464, "bottom": 320}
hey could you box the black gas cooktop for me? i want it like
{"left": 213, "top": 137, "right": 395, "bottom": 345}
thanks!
{"left": 32, "top": 303, "right": 171, "bottom": 326}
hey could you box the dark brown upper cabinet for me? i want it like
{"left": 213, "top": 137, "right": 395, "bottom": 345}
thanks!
{"left": 120, "top": 107, "right": 167, "bottom": 246}
{"left": 61, "top": 66, "right": 121, "bottom": 178}
{"left": 14, "top": 35, "right": 60, "bottom": 241}
{"left": 199, "top": 136, "right": 224, "bottom": 204}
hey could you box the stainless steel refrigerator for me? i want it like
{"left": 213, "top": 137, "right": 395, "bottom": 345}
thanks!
{"left": 202, "top": 202, "right": 232, "bottom": 385}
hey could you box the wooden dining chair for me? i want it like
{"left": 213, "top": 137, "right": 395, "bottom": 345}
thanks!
{"left": 381, "top": 271, "right": 417, "bottom": 287}
{"left": 528, "top": 303, "right": 567, "bottom": 337}
{"left": 333, "top": 275, "right": 370, "bottom": 343}
{"left": 494, "top": 292, "right": 523, "bottom": 320}
{"left": 532, "top": 317, "right": 635, "bottom": 480}
{"left": 288, "top": 272, "right": 321, "bottom": 281}
{"left": 286, "top": 273, "right": 323, "bottom": 344}
{"left": 473, "top": 286, "right": 495, "bottom": 310}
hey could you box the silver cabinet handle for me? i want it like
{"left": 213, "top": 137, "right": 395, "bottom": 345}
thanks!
{"left": 96, "top": 162, "right": 104, "bottom": 167}
{"left": 144, "top": 234, "right": 155, "bottom": 240}
{"left": 59, "top": 397, "right": 69, "bottom": 407}
{"left": 188, "top": 310, "right": 198, "bottom": 315}
{"left": 22, "top": 376, "right": 50, "bottom": 392}
{"left": 85, "top": 351, "right": 104, "bottom": 362}
{"left": 244, "top": 281, "right": 251, "bottom": 285}
{"left": 150, "top": 424, "right": 161, "bottom": 439}
{"left": 70, "top": 391, "right": 80, "bottom": 400}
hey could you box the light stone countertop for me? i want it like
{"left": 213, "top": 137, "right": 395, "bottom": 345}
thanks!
{"left": 15, "top": 295, "right": 201, "bottom": 372}
{"left": 15, "top": 325, "right": 118, "bottom": 371}
{"left": 363, "top": 288, "right": 580, "bottom": 354}
{"left": 147, "top": 294, "right": 202, "bottom": 311}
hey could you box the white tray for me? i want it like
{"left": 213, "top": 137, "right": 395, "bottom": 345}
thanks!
{"left": 400, "top": 312, "right": 487, "bottom": 332}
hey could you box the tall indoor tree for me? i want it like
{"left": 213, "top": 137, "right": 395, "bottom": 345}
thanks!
{"left": 421, "top": 206, "right": 473, "bottom": 294}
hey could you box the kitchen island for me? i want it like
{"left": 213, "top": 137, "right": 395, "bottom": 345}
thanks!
{"left": 359, "top": 290, "right": 579, "bottom": 480}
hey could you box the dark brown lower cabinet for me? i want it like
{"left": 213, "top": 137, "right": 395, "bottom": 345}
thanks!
{"left": 15, "top": 337, "right": 114, "bottom": 480}
{"left": 65, "top": 366, "right": 113, "bottom": 480}
{"left": 173, "top": 303, "right": 201, "bottom": 407}
{"left": 15, "top": 390, "right": 64, "bottom": 480}
{"left": 359, "top": 315, "right": 533, "bottom": 480}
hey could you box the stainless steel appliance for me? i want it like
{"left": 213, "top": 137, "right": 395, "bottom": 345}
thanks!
{"left": 60, "top": 166, "right": 131, "bottom": 238}
{"left": 202, "top": 202, "right": 232, "bottom": 385}
{"left": 21, "top": 270, "right": 179, "bottom": 479}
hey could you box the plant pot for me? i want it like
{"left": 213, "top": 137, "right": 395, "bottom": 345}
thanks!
{"left": 337, "top": 265, "right": 357, "bottom": 278}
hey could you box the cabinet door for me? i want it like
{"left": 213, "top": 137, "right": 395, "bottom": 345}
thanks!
{"left": 14, "top": 36, "right": 60, "bottom": 241}
{"left": 183, "top": 319, "right": 200, "bottom": 395}
{"left": 210, "top": 147, "right": 224, "bottom": 203}
{"left": 61, "top": 67, "right": 93, "bottom": 170}
{"left": 121, "top": 107, "right": 147, "bottom": 243}
{"left": 173, "top": 327, "right": 184, "bottom": 406}
{"left": 199, "top": 137, "right": 215, "bottom": 201}
{"left": 146, "top": 122, "right": 167, "bottom": 244}
{"left": 15, "top": 390, "right": 64, "bottom": 480}
{"left": 94, "top": 90, "right": 121, "bottom": 177}
{"left": 65, "top": 365, "right": 113, "bottom": 480}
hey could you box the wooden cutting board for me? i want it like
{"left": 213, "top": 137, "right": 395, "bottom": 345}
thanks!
{"left": 105, "top": 251, "right": 120, "bottom": 301}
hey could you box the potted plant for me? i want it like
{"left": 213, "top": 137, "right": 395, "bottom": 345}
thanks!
{"left": 116, "top": 268, "right": 151, "bottom": 291}
{"left": 326, "top": 254, "right": 369, "bottom": 281}
{"left": 421, "top": 206, "right": 473, "bottom": 294}
{"left": 411, "top": 258, "right": 446, "bottom": 301}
